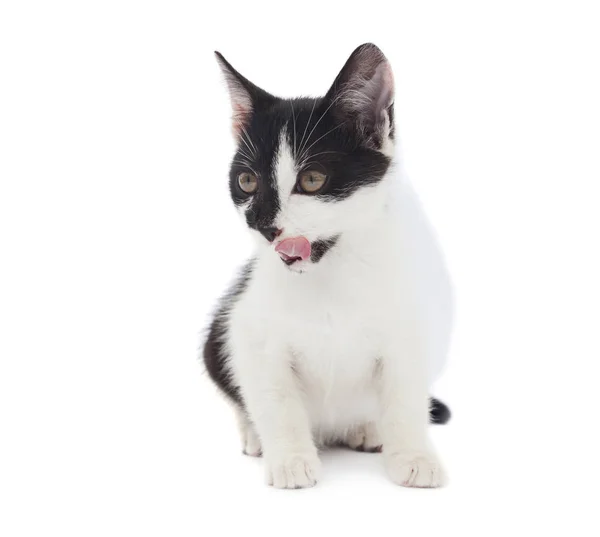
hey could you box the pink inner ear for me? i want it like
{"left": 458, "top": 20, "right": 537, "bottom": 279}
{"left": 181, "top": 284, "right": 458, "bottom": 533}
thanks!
{"left": 354, "top": 61, "right": 394, "bottom": 115}
{"left": 373, "top": 62, "right": 394, "bottom": 116}
{"left": 232, "top": 103, "right": 251, "bottom": 138}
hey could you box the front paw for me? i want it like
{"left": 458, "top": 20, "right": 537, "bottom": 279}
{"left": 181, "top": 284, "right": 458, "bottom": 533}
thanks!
{"left": 266, "top": 451, "right": 321, "bottom": 489}
{"left": 385, "top": 450, "right": 447, "bottom": 488}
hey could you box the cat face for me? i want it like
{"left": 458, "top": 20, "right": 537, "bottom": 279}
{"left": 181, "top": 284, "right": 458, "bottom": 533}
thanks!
{"left": 216, "top": 44, "right": 395, "bottom": 272}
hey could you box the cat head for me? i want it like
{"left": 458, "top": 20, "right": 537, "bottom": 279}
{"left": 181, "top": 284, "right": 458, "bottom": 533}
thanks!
{"left": 216, "top": 44, "right": 395, "bottom": 272}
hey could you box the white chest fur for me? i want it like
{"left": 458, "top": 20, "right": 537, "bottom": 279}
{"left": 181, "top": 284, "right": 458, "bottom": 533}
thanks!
{"left": 231, "top": 255, "right": 389, "bottom": 438}
{"left": 272, "top": 254, "right": 389, "bottom": 435}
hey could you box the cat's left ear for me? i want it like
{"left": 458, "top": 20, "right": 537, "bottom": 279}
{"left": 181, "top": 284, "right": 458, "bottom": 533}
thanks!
{"left": 326, "top": 43, "right": 395, "bottom": 150}
{"left": 215, "top": 51, "right": 274, "bottom": 140}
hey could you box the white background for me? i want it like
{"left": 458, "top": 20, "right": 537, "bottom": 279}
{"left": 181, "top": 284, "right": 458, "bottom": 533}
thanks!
{"left": 1, "top": 1, "right": 599, "bottom": 535}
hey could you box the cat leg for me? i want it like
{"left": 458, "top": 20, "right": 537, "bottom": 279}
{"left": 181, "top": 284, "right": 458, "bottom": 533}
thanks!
{"left": 343, "top": 422, "right": 383, "bottom": 452}
{"left": 337, "top": 400, "right": 450, "bottom": 453}
{"left": 379, "top": 337, "right": 447, "bottom": 488}
{"left": 234, "top": 406, "right": 262, "bottom": 457}
{"left": 235, "top": 343, "right": 320, "bottom": 489}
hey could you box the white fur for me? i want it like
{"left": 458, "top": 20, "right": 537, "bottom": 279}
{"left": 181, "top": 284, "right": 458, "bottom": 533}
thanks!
{"left": 225, "top": 133, "right": 452, "bottom": 489}
{"left": 235, "top": 406, "right": 262, "bottom": 457}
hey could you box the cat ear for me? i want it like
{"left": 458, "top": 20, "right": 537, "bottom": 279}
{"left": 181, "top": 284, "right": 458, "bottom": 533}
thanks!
{"left": 215, "top": 51, "right": 274, "bottom": 139}
{"left": 326, "top": 43, "right": 394, "bottom": 149}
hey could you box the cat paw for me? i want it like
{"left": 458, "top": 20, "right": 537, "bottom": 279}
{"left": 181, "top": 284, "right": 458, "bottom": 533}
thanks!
{"left": 266, "top": 452, "right": 321, "bottom": 489}
{"left": 346, "top": 422, "right": 382, "bottom": 452}
{"left": 241, "top": 426, "right": 262, "bottom": 457}
{"left": 385, "top": 450, "right": 447, "bottom": 488}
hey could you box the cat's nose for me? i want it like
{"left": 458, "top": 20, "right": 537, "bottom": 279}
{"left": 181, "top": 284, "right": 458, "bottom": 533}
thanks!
{"left": 258, "top": 226, "right": 282, "bottom": 243}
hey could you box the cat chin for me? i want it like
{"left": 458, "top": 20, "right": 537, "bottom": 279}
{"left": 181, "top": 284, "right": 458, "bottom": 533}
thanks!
{"left": 281, "top": 260, "right": 309, "bottom": 274}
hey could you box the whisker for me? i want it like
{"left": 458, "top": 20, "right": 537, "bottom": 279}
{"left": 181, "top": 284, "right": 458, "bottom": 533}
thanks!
{"left": 303, "top": 150, "right": 342, "bottom": 159}
{"left": 298, "top": 161, "right": 319, "bottom": 169}
{"left": 298, "top": 99, "right": 317, "bottom": 158}
{"left": 245, "top": 128, "right": 258, "bottom": 154}
{"left": 297, "top": 151, "right": 342, "bottom": 171}
{"left": 298, "top": 94, "right": 343, "bottom": 160}
{"left": 290, "top": 100, "right": 297, "bottom": 159}
{"left": 236, "top": 140, "right": 254, "bottom": 159}
{"left": 240, "top": 138, "right": 255, "bottom": 159}
{"left": 232, "top": 160, "right": 258, "bottom": 175}
{"left": 237, "top": 148, "right": 254, "bottom": 162}
{"left": 299, "top": 123, "right": 344, "bottom": 166}
{"left": 239, "top": 125, "right": 257, "bottom": 157}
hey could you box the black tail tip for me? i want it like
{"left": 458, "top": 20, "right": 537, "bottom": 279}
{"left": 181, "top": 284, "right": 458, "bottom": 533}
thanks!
{"left": 430, "top": 397, "right": 451, "bottom": 425}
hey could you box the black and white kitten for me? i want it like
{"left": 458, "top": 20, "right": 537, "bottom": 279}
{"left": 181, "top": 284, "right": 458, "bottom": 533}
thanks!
{"left": 204, "top": 44, "right": 452, "bottom": 489}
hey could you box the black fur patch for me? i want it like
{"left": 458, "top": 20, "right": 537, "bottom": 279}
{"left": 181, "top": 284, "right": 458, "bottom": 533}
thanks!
{"left": 429, "top": 397, "right": 451, "bottom": 425}
{"left": 311, "top": 236, "right": 339, "bottom": 263}
{"left": 203, "top": 261, "right": 254, "bottom": 405}
{"left": 228, "top": 106, "right": 284, "bottom": 231}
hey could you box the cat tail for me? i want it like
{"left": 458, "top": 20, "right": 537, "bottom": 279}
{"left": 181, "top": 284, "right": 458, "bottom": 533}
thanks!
{"left": 430, "top": 397, "right": 451, "bottom": 424}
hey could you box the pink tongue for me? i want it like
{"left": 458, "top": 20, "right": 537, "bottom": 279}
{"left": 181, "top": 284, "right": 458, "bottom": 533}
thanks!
{"left": 275, "top": 237, "right": 311, "bottom": 261}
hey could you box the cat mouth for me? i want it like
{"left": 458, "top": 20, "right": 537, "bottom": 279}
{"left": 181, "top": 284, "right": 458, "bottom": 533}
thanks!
{"left": 275, "top": 237, "right": 311, "bottom": 266}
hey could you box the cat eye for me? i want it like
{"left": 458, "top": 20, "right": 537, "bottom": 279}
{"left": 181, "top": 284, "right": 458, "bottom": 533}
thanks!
{"left": 238, "top": 172, "right": 258, "bottom": 194}
{"left": 298, "top": 171, "right": 327, "bottom": 194}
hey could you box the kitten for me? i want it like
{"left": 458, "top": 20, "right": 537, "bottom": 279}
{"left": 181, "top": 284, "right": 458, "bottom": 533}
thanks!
{"left": 204, "top": 44, "right": 453, "bottom": 489}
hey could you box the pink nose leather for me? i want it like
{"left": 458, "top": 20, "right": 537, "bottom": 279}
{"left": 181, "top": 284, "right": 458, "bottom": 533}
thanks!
{"left": 275, "top": 237, "right": 311, "bottom": 261}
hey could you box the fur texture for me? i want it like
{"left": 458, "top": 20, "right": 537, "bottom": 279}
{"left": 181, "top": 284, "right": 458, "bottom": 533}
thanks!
{"left": 204, "top": 44, "right": 453, "bottom": 489}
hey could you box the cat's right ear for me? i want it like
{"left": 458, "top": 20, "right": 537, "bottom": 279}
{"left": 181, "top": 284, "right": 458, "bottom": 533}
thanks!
{"left": 215, "top": 52, "right": 273, "bottom": 139}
